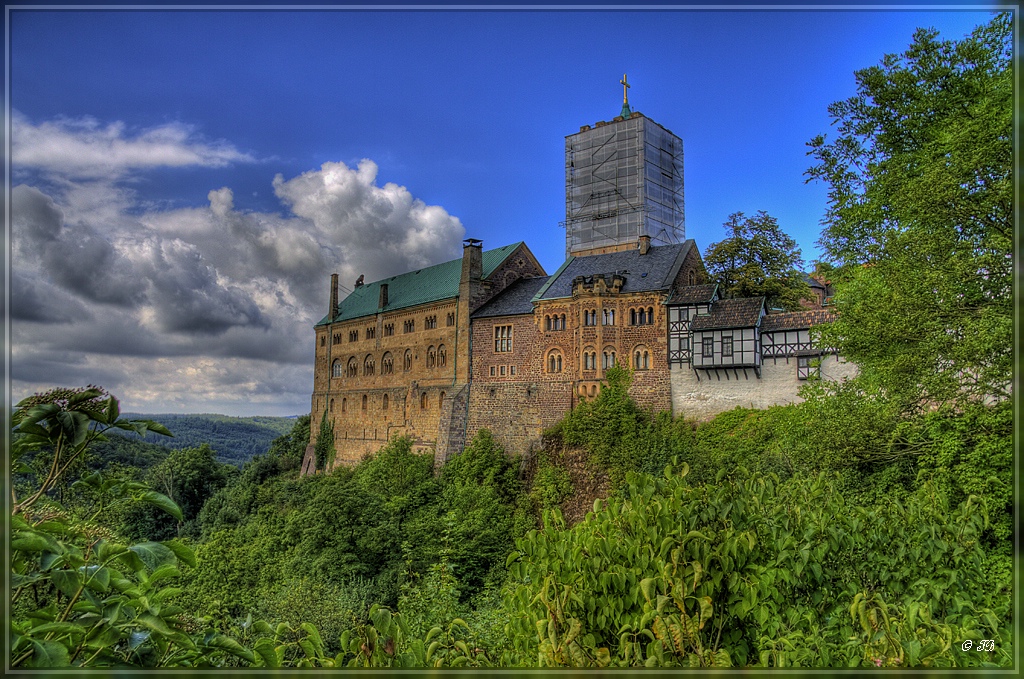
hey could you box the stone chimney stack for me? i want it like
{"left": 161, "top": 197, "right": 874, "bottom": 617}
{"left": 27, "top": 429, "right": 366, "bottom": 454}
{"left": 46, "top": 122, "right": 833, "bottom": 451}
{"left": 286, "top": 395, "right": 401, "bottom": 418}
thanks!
{"left": 456, "top": 238, "right": 484, "bottom": 384}
{"left": 459, "top": 238, "right": 484, "bottom": 306}
{"left": 328, "top": 273, "right": 339, "bottom": 319}
{"left": 379, "top": 282, "right": 389, "bottom": 309}
{"left": 638, "top": 235, "right": 651, "bottom": 255}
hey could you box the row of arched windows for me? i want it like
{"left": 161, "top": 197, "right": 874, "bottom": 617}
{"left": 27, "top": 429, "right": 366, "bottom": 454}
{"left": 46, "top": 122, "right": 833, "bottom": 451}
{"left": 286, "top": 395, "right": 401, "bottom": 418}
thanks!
{"left": 545, "top": 314, "right": 566, "bottom": 331}
{"left": 630, "top": 307, "right": 656, "bottom": 326}
{"left": 331, "top": 345, "right": 447, "bottom": 379}
{"left": 581, "top": 309, "right": 617, "bottom": 326}
{"left": 328, "top": 390, "right": 447, "bottom": 413}
{"left": 581, "top": 347, "right": 619, "bottom": 371}
{"left": 540, "top": 345, "right": 650, "bottom": 374}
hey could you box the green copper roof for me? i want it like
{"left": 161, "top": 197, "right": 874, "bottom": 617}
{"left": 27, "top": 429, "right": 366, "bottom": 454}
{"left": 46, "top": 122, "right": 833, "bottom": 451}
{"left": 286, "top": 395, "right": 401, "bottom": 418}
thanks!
{"left": 620, "top": 102, "right": 632, "bottom": 119}
{"left": 316, "top": 242, "right": 524, "bottom": 326}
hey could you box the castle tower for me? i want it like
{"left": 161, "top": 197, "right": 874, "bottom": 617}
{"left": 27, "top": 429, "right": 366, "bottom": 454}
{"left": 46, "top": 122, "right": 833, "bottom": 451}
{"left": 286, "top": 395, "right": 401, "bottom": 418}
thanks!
{"left": 563, "top": 74, "right": 685, "bottom": 258}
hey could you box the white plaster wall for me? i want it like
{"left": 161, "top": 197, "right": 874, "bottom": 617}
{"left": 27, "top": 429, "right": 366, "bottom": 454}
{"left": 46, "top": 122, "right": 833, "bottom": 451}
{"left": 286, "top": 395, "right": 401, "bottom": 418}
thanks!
{"left": 670, "top": 355, "right": 858, "bottom": 420}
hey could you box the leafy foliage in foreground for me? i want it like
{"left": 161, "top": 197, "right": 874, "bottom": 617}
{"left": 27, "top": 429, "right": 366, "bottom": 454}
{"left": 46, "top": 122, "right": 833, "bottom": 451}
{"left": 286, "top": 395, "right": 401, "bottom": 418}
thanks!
{"left": 503, "top": 465, "right": 1009, "bottom": 668}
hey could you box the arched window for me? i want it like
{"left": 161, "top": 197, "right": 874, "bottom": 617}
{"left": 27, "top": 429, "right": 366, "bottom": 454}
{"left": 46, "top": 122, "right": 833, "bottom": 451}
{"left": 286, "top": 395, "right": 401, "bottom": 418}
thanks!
{"left": 362, "top": 394, "right": 368, "bottom": 410}
{"left": 381, "top": 352, "right": 394, "bottom": 375}
{"left": 688, "top": 271, "right": 695, "bottom": 286}
{"left": 439, "top": 391, "right": 446, "bottom": 408}
{"left": 332, "top": 359, "right": 343, "bottom": 378}
{"left": 583, "top": 348, "right": 596, "bottom": 370}
{"left": 590, "top": 385, "right": 597, "bottom": 397}
{"left": 560, "top": 314, "right": 567, "bottom": 330}
{"left": 446, "top": 312, "right": 455, "bottom": 326}
{"left": 347, "top": 357, "right": 358, "bottom": 378}
{"left": 603, "top": 309, "right": 615, "bottom": 326}
{"left": 547, "top": 350, "right": 563, "bottom": 373}
{"left": 545, "top": 315, "right": 551, "bottom": 331}
{"left": 329, "top": 398, "right": 334, "bottom": 412}
{"left": 438, "top": 344, "right": 447, "bottom": 368}
{"left": 364, "top": 354, "right": 375, "bottom": 376}
{"left": 602, "top": 346, "right": 616, "bottom": 369}
{"left": 382, "top": 394, "right": 389, "bottom": 410}
{"left": 648, "top": 307, "right": 655, "bottom": 324}
{"left": 404, "top": 350, "right": 412, "bottom": 371}
{"left": 420, "top": 392, "right": 428, "bottom": 409}
{"left": 630, "top": 308, "right": 637, "bottom": 325}
{"left": 342, "top": 397, "right": 347, "bottom": 412}
{"left": 633, "top": 346, "right": 651, "bottom": 370}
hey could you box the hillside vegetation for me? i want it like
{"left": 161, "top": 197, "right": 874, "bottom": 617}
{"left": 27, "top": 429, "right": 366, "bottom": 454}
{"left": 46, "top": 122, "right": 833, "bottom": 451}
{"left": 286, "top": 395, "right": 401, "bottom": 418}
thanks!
{"left": 101, "top": 414, "right": 298, "bottom": 467}
{"left": 8, "top": 14, "right": 1012, "bottom": 670}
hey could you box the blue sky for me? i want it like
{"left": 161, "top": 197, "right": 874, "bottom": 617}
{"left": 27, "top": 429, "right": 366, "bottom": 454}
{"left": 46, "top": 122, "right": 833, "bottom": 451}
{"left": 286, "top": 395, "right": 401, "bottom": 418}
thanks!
{"left": 8, "top": 6, "right": 998, "bottom": 415}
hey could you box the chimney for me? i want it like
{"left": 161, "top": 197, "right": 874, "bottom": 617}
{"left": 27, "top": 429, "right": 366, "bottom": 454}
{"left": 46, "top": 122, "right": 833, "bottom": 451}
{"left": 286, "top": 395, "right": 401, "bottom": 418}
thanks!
{"left": 354, "top": 274, "right": 364, "bottom": 288}
{"left": 328, "top": 273, "right": 339, "bottom": 319}
{"left": 460, "top": 239, "right": 483, "bottom": 291}
{"left": 638, "top": 235, "right": 651, "bottom": 255}
{"left": 379, "top": 283, "right": 389, "bottom": 309}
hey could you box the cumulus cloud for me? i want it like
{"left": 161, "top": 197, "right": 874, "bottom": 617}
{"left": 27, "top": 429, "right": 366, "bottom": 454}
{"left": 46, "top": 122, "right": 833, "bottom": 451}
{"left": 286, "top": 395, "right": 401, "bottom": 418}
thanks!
{"left": 10, "top": 116, "right": 467, "bottom": 415}
{"left": 273, "top": 159, "right": 465, "bottom": 287}
{"left": 11, "top": 110, "right": 255, "bottom": 179}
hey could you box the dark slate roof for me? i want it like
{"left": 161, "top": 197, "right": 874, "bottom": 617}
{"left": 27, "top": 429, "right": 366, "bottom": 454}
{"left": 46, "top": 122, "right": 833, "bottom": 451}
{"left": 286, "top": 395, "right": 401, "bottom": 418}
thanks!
{"left": 761, "top": 309, "right": 836, "bottom": 333}
{"left": 316, "top": 243, "right": 524, "bottom": 326}
{"left": 534, "top": 240, "right": 695, "bottom": 301}
{"left": 472, "top": 276, "right": 550, "bottom": 319}
{"left": 690, "top": 297, "right": 765, "bottom": 331}
{"left": 667, "top": 283, "right": 718, "bottom": 305}
{"left": 803, "top": 273, "right": 827, "bottom": 290}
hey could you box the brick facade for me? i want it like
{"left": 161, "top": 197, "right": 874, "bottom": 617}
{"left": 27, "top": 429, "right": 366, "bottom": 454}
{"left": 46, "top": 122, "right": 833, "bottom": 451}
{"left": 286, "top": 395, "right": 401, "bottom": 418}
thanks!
{"left": 306, "top": 236, "right": 846, "bottom": 471}
{"left": 306, "top": 242, "right": 544, "bottom": 470}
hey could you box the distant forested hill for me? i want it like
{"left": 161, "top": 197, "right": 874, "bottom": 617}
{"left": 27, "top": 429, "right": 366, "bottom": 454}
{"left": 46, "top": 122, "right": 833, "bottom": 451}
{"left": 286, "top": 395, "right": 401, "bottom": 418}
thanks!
{"left": 101, "top": 413, "right": 301, "bottom": 467}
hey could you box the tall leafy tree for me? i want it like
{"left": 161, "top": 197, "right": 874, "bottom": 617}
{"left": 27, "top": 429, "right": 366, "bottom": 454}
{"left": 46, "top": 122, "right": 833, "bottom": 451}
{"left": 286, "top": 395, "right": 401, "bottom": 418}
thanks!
{"left": 703, "top": 211, "right": 808, "bottom": 310}
{"left": 806, "top": 13, "right": 1012, "bottom": 408}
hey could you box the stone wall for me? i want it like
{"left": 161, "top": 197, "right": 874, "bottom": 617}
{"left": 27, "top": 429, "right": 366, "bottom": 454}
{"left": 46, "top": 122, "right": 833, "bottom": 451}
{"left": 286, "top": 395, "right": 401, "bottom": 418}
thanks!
{"left": 435, "top": 384, "right": 470, "bottom": 466}
{"left": 670, "top": 354, "right": 858, "bottom": 420}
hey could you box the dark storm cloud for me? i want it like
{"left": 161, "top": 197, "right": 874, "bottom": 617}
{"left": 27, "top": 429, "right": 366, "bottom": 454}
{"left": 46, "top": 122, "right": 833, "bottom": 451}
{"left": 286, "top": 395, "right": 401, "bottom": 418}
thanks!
{"left": 9, "top": 270, "right": 92, "bottom": 323}
{"left": 132, "top": 237, "right": 268, "bottom": 335}
{"left": 13, "top": 183, "right": 144, "bottom": 307}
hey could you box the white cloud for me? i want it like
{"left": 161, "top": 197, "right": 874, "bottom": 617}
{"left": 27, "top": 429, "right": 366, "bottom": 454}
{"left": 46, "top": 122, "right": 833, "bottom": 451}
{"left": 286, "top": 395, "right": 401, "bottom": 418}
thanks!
{"left": 10, "top": 122, "right": 467, "bottom": 415}
{"left": 273, "top": 159, "right": 465, "bottom": 288}
{"left": 11, "top": 110, "right": 255, "bottom": 179}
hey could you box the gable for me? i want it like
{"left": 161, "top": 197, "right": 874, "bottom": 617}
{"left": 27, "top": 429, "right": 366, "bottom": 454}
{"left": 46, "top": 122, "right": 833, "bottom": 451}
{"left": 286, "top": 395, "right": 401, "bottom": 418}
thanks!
{"left": 316, "top": 242, "right": 525, "bottom": 325}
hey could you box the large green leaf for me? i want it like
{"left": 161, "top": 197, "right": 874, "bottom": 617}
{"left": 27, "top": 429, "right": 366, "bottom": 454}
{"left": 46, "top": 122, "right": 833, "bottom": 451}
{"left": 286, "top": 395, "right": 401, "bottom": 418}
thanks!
{"left": 29, "top": 639, "right": 70, "bottom": 668}
{"left": 126, "top": 542, "right": 177, "bottom": 573}
{"left": 201, "top": 632, "right": 255, "bottom": 663}
{"left": 161, "top": 540, "right": 196, "bottom": 569}
{"left": 51, "top": 570, "right": 83, "bottom": 598}
{"left": 253, "top": 637, "right": 280, "bottom": 668}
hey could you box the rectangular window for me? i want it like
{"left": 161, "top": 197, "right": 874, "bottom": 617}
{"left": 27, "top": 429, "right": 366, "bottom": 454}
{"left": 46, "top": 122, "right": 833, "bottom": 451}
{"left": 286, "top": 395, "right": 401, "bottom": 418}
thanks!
{"left": 384, "top": 324, "right": 394, "bottom": 337}
{"left": 349, "top": 330, "right": 358, "bottom": 342}
{"left": 510, "top": 365, "right": 516, "bottom": 376}
{"left": 366, "top": 326, "right": 376, "bottom": 340}
{"left": 722, "top": 336, "right": 733, "bottom": 357}
{"left": 702, "top": 336, "right": 714, "bottom": 358}
{"left": 499, "top": 365, "right": 506, "bottom": 376}
{"left": 494, "top": 325, "right": 512, "bottom": 352}
{"left": 797, "top": 356, "right": 820, "bottom": 380}
{"left": 490, "top": 366, "right": 496, "bottom": 377}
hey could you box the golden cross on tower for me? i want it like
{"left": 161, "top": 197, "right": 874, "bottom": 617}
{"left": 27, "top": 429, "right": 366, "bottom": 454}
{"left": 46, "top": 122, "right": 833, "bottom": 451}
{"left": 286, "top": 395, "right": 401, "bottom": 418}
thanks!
{"left": 620, "top": 74, "right": 630, "bottom": 105}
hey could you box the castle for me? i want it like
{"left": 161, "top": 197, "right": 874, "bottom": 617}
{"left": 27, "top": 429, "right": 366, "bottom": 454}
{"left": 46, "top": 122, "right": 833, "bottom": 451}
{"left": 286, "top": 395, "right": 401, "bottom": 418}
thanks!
{"left": 302, "top": 85, "right": 854, "bottom": 472}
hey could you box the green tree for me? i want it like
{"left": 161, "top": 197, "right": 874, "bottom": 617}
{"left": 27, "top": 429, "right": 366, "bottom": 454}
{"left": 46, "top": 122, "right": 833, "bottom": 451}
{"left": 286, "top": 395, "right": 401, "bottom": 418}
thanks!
{"left": 702, "top": 211, "right": 808, "bottom": 310}
{"left": 806, "top": 13, "right": 1012, "bottom": 408}
{"left": 313, "top": 409, "right": 335, "bottom": 472}
{"left": 125, "top": 443, "right": 233, "bottom": 540}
